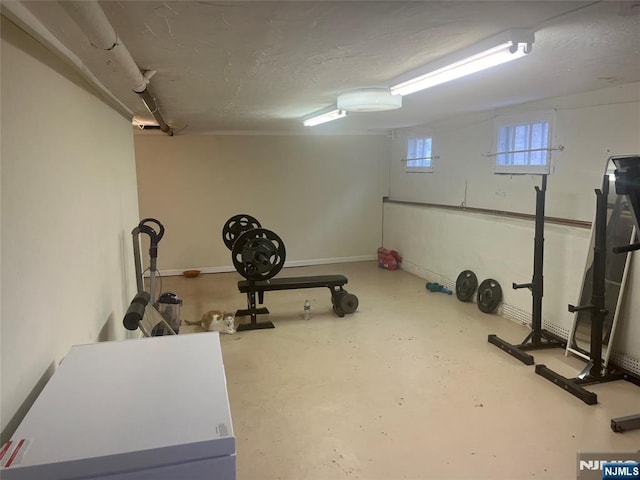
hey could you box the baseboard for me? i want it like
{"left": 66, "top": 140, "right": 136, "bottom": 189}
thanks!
{"left": 153, "top": 266, "right": 236, "bottom": 277}
{"left": 283, "top": 255, "right": 376, "bottom": 268}
{"left": 151, "top": 255, "right": 377, "bottom": 278}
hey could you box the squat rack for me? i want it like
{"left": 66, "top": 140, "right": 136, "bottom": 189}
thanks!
{"left": 535, "top": 177, "right": 632, "bottom": 404}
{"left": 488, "top": 174, "right": 566, "bottom": 364}
{"left": 535, "top": 156, "right": 640, "bottom": 419}
{"left": 487, "top": 156, "right": 640, "bottom": 428}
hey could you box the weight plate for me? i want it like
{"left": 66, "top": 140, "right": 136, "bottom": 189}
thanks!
{"left": 232, "top": 228, "right": 286, "bottom": 281}
{"left": 333, "top": 290, "right": 359, "bottom": 314}
{"left": 455, "top": 270, "right": 478, "bottom": 302}
{"left": 339, "top": 292, "right": 359, "bottom": 314}
{"left": 222, "top": 214, "right": 261, "bottom": 251}
{"left": 477, "top": 278, "right": 502, "bottom": 314}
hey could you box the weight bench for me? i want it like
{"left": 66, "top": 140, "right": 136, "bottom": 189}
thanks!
{"left": 222, "top": 215, "right": 359, "bottom": 331}
{"left": 236, "top": 274, "right": 358, "bottom": 331}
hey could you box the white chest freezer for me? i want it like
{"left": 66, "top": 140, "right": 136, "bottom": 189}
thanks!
{"left": 0, "top": 332, "right": 235, "bottom": 480}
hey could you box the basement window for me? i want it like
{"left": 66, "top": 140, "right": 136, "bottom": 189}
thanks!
{"left": 493, "top": 111, "right": 554, "bottom": 175}
{"left": 405, "top": 136, "right": 434, "bottom": 173}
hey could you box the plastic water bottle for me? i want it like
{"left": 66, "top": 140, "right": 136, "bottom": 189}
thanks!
{"left": 304, "top": 300, "right": 311, "bottom": 320}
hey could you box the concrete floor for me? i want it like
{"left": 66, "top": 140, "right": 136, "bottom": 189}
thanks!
{"left": 160, "top": 261, "right": 640, "bottom": 480}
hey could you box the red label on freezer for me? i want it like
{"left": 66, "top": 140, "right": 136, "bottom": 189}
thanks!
{"left": 0, "top": 439, "right": 31, "bottom": 468}
{"left": 0, "top": 441, "right": 13, "bottom": 462}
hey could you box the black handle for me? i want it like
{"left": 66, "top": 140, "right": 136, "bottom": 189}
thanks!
{"left": 513, "top": 282, "right": 533, "bottom": 290}
{"left": 137, "top": 218, "right": 165, "bottom": 259}
{"left": 612, "top": 242, "right": 640, "bottom": 254}
{"left": 139, "top": 218, "right": 165, "bottom": 243}
{"left": 568, "top": 303, "right": 595, "bottom": 313}
{"left": 123, "top": 292, "right": 151, "bottom": 330}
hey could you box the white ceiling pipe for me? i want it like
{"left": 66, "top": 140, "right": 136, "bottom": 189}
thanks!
{"left": 62, "top": 0, "right": 147, "bottom": 93}
{"left": 0, "top": 0, "right": 133, "bottom": 118}
{"left": 61, "top": 0, "right": 173, "bottom": 135}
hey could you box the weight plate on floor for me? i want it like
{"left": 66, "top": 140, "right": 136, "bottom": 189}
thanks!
{"left": 335, "top": 291, "right": 359, "bottom": 314}
{"left": 222, "top": 214, "right": 261, "bottom": 251}
{"left": 455, "top": 270, "right": 478, "bottom": 302}
{"left": 232, "top": 228, "right": 286, "bottom": 281}
{"left": 477, "top": 279, "right": 502, "bottom": 314}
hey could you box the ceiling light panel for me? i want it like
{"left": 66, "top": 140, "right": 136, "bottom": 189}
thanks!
{"left": 390, "top": 29, "right": 535, "bottom": 96}
{"left": 303, "top": 108, "right": 348, "bottom": 127}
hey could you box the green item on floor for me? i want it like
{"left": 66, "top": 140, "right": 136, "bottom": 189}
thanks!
{"left": 426, "top": 282, "right": 453, "bottom": 295}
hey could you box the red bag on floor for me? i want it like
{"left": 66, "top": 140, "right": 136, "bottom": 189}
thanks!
{"left": 377, "top": 247, "right": 402, "bottom": 270}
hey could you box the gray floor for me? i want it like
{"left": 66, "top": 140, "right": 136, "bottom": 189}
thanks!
{"left": 161, "top": 261, "right": 640, "bottom": 480}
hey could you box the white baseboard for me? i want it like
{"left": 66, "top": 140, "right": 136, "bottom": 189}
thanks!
{"left": 151, "top": 255, "right": 377, "bottom": 277}
{"left": 153, "top": 266, "right": 236, "bottom": 277}
{"left": 283, "top": 255, "right": 376, "bottom": 268}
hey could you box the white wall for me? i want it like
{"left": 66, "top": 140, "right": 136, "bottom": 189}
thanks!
{"left": 389, "top": 83, "right": 640, "bottom": 221}
{"left": 1, "top": 18, "right": 140, "bottom": 439}
{"left": 384, "top": 83, "right": 640, "bottom": 368}
{"left": 134, "top": 134, "right": 390, "bottom": 273}
{"left": 383, "top": 203, "right": 592, "bottom": 331}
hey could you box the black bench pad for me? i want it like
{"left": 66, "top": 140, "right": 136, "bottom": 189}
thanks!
{"left": 238, "top": 275, "right": 348, "bottom": 293}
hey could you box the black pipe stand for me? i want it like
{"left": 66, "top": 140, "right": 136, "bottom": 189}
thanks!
{"left": 488, "top": 175, "right": 566, "bottom": 365}
{"left": 236, "top": 282, "right": 274, "bottom": 331}
{"left": 536, "top": 179, "right": 624, "bottom": 404}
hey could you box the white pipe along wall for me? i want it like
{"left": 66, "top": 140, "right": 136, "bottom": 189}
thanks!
{"left": 60, "top": 0, "right": 173, "bottom": 135}
{"left": 61, "top": 0, "right": 148, "bottom": 92}
{"left": 0, "top": 0, "right": 133, "bottom": 118}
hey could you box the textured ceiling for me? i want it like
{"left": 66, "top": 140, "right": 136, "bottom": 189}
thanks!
{"left": 6, "top": 1, "right": 640, "bottom": 134}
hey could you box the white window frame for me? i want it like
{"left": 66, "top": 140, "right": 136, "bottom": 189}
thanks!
{"left": 493, "top": 111, "right": 555, "bottom": 175}
{"left": 405, "top": 136, "right": 434, "bottom": 173}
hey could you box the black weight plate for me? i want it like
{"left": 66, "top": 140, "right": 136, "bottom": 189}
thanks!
{"left": 335, "top": 291, "right": 359, "bottom": 314}
{"left": 341, "top": 293, "right": 359, "bottom": 314}
{"left": 477, "top": 279, "right": 502, "bottom": 314}
{"left": 455, "top": 270, "right": 478, "bottom": 302}
{"left": 232, "top": 228, "right": 286, "bottom": 281}
{"left": 222, "top": 214, "right": 261, "bottom": 251}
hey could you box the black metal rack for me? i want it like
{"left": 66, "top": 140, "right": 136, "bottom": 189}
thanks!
{"left": 488, "top": 175, "right": 566, "bottom": 364}
{"left": 608, "top": 155, "right": 640, "bottom": 430}
{"left": 536, "top": 179, "right": 625, "bottom": 404}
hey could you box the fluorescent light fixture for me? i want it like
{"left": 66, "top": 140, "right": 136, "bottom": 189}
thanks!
{"left": 337, "top": 88, "right": 402, "bottom": 112}
{"left": 390, "top": 29, "right": 534, "bottom": 96}
{"left": 302, "top": 107, "right": 348, "bottom": 127}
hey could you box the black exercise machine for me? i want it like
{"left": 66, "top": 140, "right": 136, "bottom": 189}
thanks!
{"left": 222, "top": 215, "right": 359, "bottom": 331}
{"left": 609, "top": 155, "right": 640, "bottom": 432}
{"left": 535, "top": 156, "right": 640, "bottom": 407}
{"left": 535, "top": 178, "right": 627, "bottom": 404}
{"left": 488, "top": 175, "right": 566, "bottom": 364}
